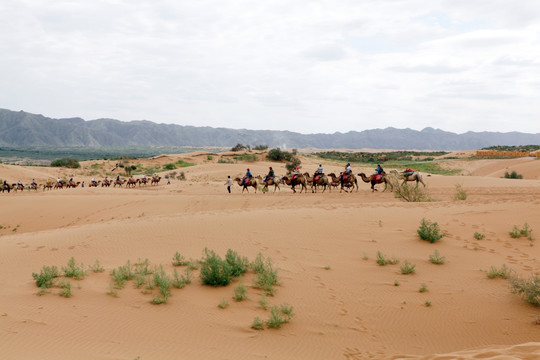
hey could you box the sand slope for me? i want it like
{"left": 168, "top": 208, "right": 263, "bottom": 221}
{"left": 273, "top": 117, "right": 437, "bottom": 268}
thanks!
{"left": 1, "top": 155, "right": 540, "bottom": 360}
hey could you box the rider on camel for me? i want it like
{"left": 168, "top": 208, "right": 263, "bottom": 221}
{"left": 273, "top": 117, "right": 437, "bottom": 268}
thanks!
{"left": 264, "top": 167, "right": 274, "bottom": 183}
{"left": 340, "top": 163, "right": 352, "bottom": 186}
{"left": 376, "top": 164, "right": 384, "bottom": 175}
{"left": 242, "top": 168, "right": 252, "bottom": 185}
{"left": 31, "top": 178, "right": 37, "bottom": 187}
{"left": 292, "top": 166, "right": 300, "bottom": 180}
{"left": 313, "top": 164, "right": 323, "bottom": 187}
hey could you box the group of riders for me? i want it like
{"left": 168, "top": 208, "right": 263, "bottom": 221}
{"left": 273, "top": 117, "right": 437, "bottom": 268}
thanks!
{"left": 241, "top": 162, "right": 390, "bottom": 189}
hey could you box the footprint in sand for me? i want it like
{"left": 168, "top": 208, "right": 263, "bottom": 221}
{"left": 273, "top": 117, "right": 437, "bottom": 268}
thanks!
{"left": 36, "top": 246, "right": 45, "bottom": 251}
{"left": 523, "top": 265, "right": 533, "bottom": 271}
{"left": 506, "top": 256, "right": 518, "bottom": 264}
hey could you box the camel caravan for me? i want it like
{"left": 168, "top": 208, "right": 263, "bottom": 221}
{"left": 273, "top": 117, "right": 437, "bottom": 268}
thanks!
{"left": 1, "top": 174, "right": 166, "bottom": 194}
{"left": 236, "top": 164, "right": 426, "bottom": 194}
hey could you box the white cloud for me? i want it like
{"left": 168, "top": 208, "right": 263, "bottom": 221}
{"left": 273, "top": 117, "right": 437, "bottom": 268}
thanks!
{"left": 1, "top": 0, "right": 540, "bottom": 134}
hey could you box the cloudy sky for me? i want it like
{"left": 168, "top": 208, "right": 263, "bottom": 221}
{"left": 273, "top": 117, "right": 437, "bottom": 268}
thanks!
{"left": 1, "top": 1, "right": 540, "bottom": 134}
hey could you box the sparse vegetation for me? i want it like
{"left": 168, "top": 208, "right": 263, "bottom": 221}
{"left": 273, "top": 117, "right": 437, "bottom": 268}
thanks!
{"left": 417, "top": 218, "right": 445, "bottom": 243}
{"left": 62, "top": 257, "right": 86, "bottom": 280}
{"left": 419, "top": 283, "right": 428, "bottom": 292}
{"left": 509, "top": 223, "right": 533, "bottom": 240}
{"left": 252, "top": 253, "right": 279, "bottom": 296}
{"left": 233, "top": 283, "right": 248, "bottom": 302}
{"left": 172, "top": 252, "right": 189, "bottom": 266}
{"left": 473, "top": 232, "right": 485, "bottom": 240}
{"left": 504, "top": 171, "right": 523, "bottom": 179}
{"left": 251, "top": 317, "right": 265, "bottom": 330}
{"left": 267, "top": 303, "right": 294, "bottom": 329}
{"left": 376, "top": 251, "right": 399, "bottom": 266}
{"left": 199, "top": 249, "right": 232, "bottom": 287}
{"left": 50, "top": 157, "right": 80, "bottom": 168}
{"left": 509, "top": 274, "right": 540, "bottom": 306}
{"left": 429, "top": 250, "right": 446, "bottom": 264}
{"left": 32, "top": 265, "right": 60, "bottom": 288}
{"left": 394, "top": 280, "right": 400, "bottom": 286}
{"left": 234, "top": 153, "right": 258, "bottom": 162}
{"left": 394, "top": 183, "right": 433, "bottom": 202}
{"left": 218, "top": 298, "right": 229, "bottom": 309}
{"left": 89, "top": 260, "right": 105, "bottom": 273}
{"left": 225, "top": 249, "right": 249, "bottom": 277}
{"left": 259, "top": 295, "right": 269, "bottom": 310}
{"left": 454, "top": 184, "right": 467, "bottom": 200}
{"left": 487, "top": 264, "right": 512, "bottom": 279}
{"left": 58, "top": 279, "right": 72, "bottom": 298}
{"left": 425, "top": 300, "right": 432, "bottom": 307}
{"left": 400, "top": 260, "right": 416, "bottom": 274}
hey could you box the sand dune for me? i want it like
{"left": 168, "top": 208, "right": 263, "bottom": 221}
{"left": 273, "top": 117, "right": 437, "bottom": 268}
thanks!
{"left": 1, "top": 154, "right": 539, "bottom": 359}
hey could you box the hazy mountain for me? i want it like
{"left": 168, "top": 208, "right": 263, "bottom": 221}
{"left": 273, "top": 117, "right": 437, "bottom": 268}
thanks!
{"left": 1, "top": 108, "right": 539, "bottom": 150}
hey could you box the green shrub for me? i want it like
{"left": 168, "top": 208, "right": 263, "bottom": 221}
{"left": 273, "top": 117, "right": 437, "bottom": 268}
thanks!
{"left": 510, "top": 223, "right": 533, "bottom": 239}
{"left": 254, "top": 145, "right": 269, "bottom": 150}
{"left": 50, "top": 157, "right": 80, "bottom": 168}
{"left": 225, "top": 249, "right": 249, "bottom": 277}
{"left": 231, "top": 143, "right": 249, "bottom": 152}
{"left": 400, "top": 260, "right": 416, "bottom": 274}
{"left": 152, "top": 266, "right": 171, "bottom": 303}
{"left": 267, "top": 148, "right": 294, "bottom": 162}
{"left": 376, "top": 251, "right": 399, "bottom": 266}
{"left": 233, "top": 283, "right": 247, "bottom": 302}
{"left": 425, "top": 300, "right": 432, "bottom": 307}
{"left": 393, "top": 280, "right": 400, "bottom": 286}
{"left": 251, "top": 254, "right": 279, "bottom": 296}
{"left": 234, "top": 153, "right": 258, "bottom": 162}
{"left": 429, "top": 250, "right": 445, "bottom": 264}
{"left": 200, "top": 249, "right": 232, "bottom": 286}
{"left": 175, "top": 160, "right": 195, "bottom": 167}
{"left": 251, "top": 317, "right": 265, "bottom": 330}
{"left": 473, "top": 232, "right": 485, "bottom": 240}
{"left": 111, "top": 261, "right": 134, "bottom": 288}
{"left": 509, "top": 274, "right": 540, "bottom": 306}
{"left": 207, "top": 155, "right": 213, "bottom": 160}
{"left": 89, "top": 260, "right": 105, "bottom": 273}
{"left": 267, "top": 303, "right": 294, "bottom": 329}
{"left": 419, "top": 283, "right": 428, "bottom": 292}
{"left": 217, "top": 158, "right": 234, "bottom": 164}
{"left": 32, "top": 265, "right": 60, "bottom": 288}
{"left": 163, "top": 163, "right": 176, "bottom": 170}
{"left": 259, "top": 295, "right": 269, "bottom": 310}
{"left": 504, "top": 171, "right": 523, "bottom": 179}
{"left": 172, "top": 268, "right": 192, "bottom": 289}
{"left": 417, "top": 218, "right": 445, "bottom": 243}
{"left": 62, "top": 257, "right": 86, "bottom": 280}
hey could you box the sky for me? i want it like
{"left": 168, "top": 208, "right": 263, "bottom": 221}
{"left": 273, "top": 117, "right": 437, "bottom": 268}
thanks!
{"left": 1, "top": 0, "right": 540, "bottom": 135}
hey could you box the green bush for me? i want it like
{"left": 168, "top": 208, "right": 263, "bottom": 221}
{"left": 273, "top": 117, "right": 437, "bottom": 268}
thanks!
{"left": 233, "top": 283, "right": 247, "bottom": 302}
{"left": 163, "top": 163, "right": 176, "bottom": 170}
{"left": 509, "top": 223, "right": 533, "bottom": 240}
{"left": 50, "top": 158, "right": 80, "bottom": 168}
{"left": 454, "top": 184, "right": 467, "bottom": 200}
{"left": 172, "top": 252, "right": 189, "bottom": 266}
{"left": 487, "top": 264, "right": 512, "bottom": 279}
{"left": 32, "top": 265, "right": 60, "bottom": 288}
{"left": 473, "top": 232, "right": 485, "bottom": 240}
{"left": 251, "top": 254, "right": 279, "bottom": 296}
{"left": 504, "top": 171, "right": 523, "bottom": 179}
{"left": 62, "top": 257, "right": 86, "bottom": 280}
{"left": 267, "top": 148, "right": 294, "bottom": 162}
{"left": 254, "top": 145, "right": 269, "bottom": 150}
{"left": 400, "top": 260, "right": 416, "bottom": 274}
{"left": 251, "top": 317, "right": 265, "bottom": 330}
{"left": 376, "top": 251, "right": 399, "bottom": 266}
{"left": 394, "top": 183, "right": 432, "bottom": 202}
{"left": 267, "top": 303, "right": 294, "bottom": 329}
{"left": 199, "top": 249, "right": 232, "bottom": 286}
{"left": 225, "top": 249, "right": 249, "bottom": 277}
{"left": 58, "top": 279, "right": 72, "bottom": 298}
{"left": 417, "top": 218, "right": 445, "bottom": 243}
{"left": 509, "top": 274, "right": 540, "bottom": 306}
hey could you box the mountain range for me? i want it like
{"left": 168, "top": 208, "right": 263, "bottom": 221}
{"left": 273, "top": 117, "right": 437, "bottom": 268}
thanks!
{"left": 1, "top": 108, "right": 539, "bottom": 150}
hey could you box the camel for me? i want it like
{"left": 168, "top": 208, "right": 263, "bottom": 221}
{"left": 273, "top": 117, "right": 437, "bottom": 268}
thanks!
{"left": 357, "top": 173, "right": 392, "bottom": 192}
{"left": 280, "top": 174, "right": 307, "bottom": 194}
{"left": 303, "top": 172, "right": 330, "bottom": 193}
{"left": 1, "top": 183, "right": 12, "bottom": 193}
{"left": 101, "top": 180, "right": 111, "bottom": 187}
{"left": 255, "top": 175, "right": 280, "bottom": 193}
{"left": 140, "top": 177, "right": 149, "bottom": 186}
{"left": 88, "top": 180, "right": 101, "bottom": 187}
{"left": 29, "top": 183, "right": 40, "bottom": 191}
{"left": 12, "top": 183, "right": 25, "bottom": 192}
{"left": 66, "top": 181, "right": 81, "bottom": 188}
{"left": 390, "top": 170, "right": 425, "bottom": 187}
{"left": 113, "top": 179, "right": 125, "bottom": 187}
{"left": 151, "top": 176, "right": 161, "bottom": 186}
{"left": 126, "top": 178, "right": 140, "bottom": 188}
{"left": 54, "top": 181, "right": 65, "bottom": 189}
{"left": 234, "top": 177, "right": 258, "bottom": 193}
{"left": 327, "top": 173, "right": 358, "bottom": 193}
{"left": 43, "top": 182, "right": 53, "bottom": 191}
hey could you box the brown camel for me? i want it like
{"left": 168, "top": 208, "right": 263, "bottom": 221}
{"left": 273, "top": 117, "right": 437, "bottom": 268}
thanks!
{"left": 113, "top": 179, "right": 125, "bottom": 187}
{"left": 66, "top": 181, "right": 81, "bottom": 188}
{"left": 54, "top": 181, "right": 65, "bottom": 189}
{"left": 390, "top": 170, "right": 425, "bottom": 187}
{"left": 151, "top": 176, "right": 161, "bottom": 186}
{"left": 29, "top": 183, "right": 40, "bottom": 191}
{"left": 140, "top": 177, "right": 148, "bottom": 186}
{"left": 357, "top": 173, "right": 392, "bottom": 192}
{"left": 255, "top": 175, "right": 280, "bottom": 193}
{"left": 234, "top": 177, "right": 258, "bottom": 193}
{"left": 43, "top": 182, "right": 53, "bottom": 191}
{"left": 126, "top": 178, "right": 140, "bottom": 188}
{"left": 327, "top": 173, "right": 358, "bottom": 193}
{"left": 303, "top": 172, "right": 330, "bottom": 193}
{"left": 280, "top": 175, "right": 307, "bottom": 193}
{"left": 12, "top": 183, "right": 25, "bottom": 192}
{"left": 88, "top": 180, "right": 101, "bottom": 187}
{"left": 1, "top": 183, "right": 12, "bottom": 193}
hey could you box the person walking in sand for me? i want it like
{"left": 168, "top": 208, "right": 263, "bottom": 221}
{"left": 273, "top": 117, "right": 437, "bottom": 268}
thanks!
{"left": 225, "top": 176, "right": 233, "bottom": 193}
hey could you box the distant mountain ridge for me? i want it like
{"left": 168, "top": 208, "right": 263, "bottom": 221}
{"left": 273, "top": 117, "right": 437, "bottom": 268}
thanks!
{"left": 1, "top": 108, "right": 539, "bottom": 150}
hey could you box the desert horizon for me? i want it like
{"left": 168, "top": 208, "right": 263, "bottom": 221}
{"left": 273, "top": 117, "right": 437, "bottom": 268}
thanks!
{"left": 1, "top": 150, "right": 540, "bottom": 360}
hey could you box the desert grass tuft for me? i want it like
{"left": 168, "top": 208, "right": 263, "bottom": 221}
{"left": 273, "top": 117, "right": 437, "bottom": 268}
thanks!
{"left": 510, "top": 223, "right": 533, "bottom": 240}
{"left": 259, "top": 294, "right": 269, "bottom": 310}
{"left": 251, "top": 317, "right": 265, "bottom": 330}
{"left": 89, "top": 260, "right": 105, "bottom": 273}
{"left": 172, "top": 252, "right": 189, "bottom": 266}
{"left": 233, "top": 283, "right": 248, "bottom": 302}
{"left": 400, "top": 260, "right": 416, "bottom": 274}
{"left": 218, "top": 298, "right": 229, "bottom": 309}
{"left": 473, "top": 232, "right": 486, "bottom": 240}
{"left": 487, "top": 264, "right": 512, "bottom": 279}
{"left": 419, "top": 283, "right": 428, "bottom": 292}
{"left": 111, "top": 261, "right": 134, "bottom": 289}
{"left": 429, "top": 249, "right": 446, "bottom": 264}
{"left": 376, "top": 251, "right": 399, "bottom": 266}
{"left": 172, "top": 268, "right": 192, "bottom": 289}
{"left": 252, "top": 254, "right": 279, "bottom": 296}
{"left": 267, "top": 303, "right": 294, "bottom": 329}
{"left": 394, "top": 183, "right": 433, "bottom": 202}
{"left": 225, "top": 249, "right": 250, "bottom": 277}
{"left": 58, "top": 279, "right": 72, "bottom": 298}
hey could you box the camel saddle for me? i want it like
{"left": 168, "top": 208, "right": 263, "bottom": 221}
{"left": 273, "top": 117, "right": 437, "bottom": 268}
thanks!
{"left": 374, "top": 174, "right": 383, "bottom": 183}
{"left": 313, "top": 174, "right": 321, "bottom": 182}
{"left": 342, "top": 174, "right": 349, "bottom": 181}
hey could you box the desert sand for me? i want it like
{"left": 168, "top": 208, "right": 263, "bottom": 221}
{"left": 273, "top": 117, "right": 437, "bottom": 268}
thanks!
{"left": 1, "top": 152, "right": 540, "bottom": 360}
